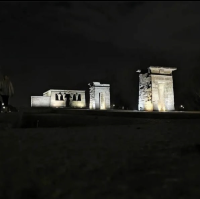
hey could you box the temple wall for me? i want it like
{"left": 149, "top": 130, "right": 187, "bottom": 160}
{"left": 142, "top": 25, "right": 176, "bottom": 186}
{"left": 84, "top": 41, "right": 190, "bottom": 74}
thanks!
{"left": 31, "top": 90, "right": 86, "bottom": 108}
{"left": 89, "top": 87, "right": 95, "bottom": 109}
{"left": 50, "top": 90, "right": 86, "bottom": 108}
{"left": 138, "top": 73, "right": 153, "bottom": 111}
{"left": 43, "top": 90, "right": 51, "bottom": 97}
{"left": 151, "top": 75, "right": 175, "bottom": 111}
{"left": 31, "top": 96, "right": 50, "bottom": 107}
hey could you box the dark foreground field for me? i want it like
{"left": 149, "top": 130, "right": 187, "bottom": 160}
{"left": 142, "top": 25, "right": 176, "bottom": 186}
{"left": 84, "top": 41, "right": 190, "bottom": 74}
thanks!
{"left": 1, "top": 118, "right": 200, "bottom": 198}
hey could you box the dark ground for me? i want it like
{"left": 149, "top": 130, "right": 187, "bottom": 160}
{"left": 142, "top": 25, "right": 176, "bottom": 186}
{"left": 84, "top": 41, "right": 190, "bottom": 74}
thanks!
{"left": 1, "top": 109, "right": 200, "bottom": 198}
{"left": 2, "top": 108, "right": 200, "bottom": 128}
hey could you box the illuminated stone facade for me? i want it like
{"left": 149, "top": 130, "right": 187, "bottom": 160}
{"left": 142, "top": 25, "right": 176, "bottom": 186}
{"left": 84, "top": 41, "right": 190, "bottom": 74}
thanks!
{"left": 31, "top": 89, "right": 86, "bottom": 108}
{"left": 137, "top": 66, "right": 177, "bottom": 111}
{"left": 89, "top": 82, "right": 110, "bottom": 110}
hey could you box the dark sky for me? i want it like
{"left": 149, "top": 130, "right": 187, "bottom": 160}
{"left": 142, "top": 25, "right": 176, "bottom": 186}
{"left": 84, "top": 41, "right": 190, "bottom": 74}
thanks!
{"left": 0, "top": 1, "right": 200, "bottom": 108}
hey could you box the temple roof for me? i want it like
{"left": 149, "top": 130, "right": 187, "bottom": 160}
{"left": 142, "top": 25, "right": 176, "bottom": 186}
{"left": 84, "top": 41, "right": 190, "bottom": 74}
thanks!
{"left": 149, "top": 66, "right": 177, "bottom": 71}
{"left": 89, "top": 82, "right": 110, "bottom": 87}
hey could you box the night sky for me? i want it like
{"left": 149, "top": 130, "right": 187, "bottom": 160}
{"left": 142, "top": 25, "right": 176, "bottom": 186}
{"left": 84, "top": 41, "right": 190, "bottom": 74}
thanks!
{"left": 1, "top": 1, "right": 200, "bottom": 109}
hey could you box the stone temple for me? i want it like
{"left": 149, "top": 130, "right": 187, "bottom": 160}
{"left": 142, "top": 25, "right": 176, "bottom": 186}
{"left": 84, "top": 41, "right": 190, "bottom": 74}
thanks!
{"left": 137, "top": 66, "right": 177, "bottom": 111}
{"left": 31, "top": 89, "right": 86, "bottom": 108}
{"left": 89, "top": 82, "right": 110, "bottom": 110}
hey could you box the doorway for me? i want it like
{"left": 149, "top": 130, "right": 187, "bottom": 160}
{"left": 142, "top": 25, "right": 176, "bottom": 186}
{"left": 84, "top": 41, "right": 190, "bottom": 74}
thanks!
{"left": 158, "top": 83, "right": 166, "bottom": 111}
{"left": 65, "top": 94, "right": 71, "bottom": 107}
{"left": 99, "top": 93, "right": 106, "bottom": 110}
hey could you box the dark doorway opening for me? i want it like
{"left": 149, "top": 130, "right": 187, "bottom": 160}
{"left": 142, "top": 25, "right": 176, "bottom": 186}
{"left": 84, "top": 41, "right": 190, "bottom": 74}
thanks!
{"left": 55, "top": 94, "right": 59, "bottom": 101}
{"left": 60, "top": 93, "right": 64, "bottom": 101}
{"left": 73, "top": 94, "right": 76, "bottom": 101}
{"left": 65, "top": 94, "right": 71, "bottom": 107}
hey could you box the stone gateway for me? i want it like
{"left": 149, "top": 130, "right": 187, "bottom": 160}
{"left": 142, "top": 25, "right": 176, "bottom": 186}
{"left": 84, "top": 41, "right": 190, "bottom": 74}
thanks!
{"left": 89, "top": 82, "right": 110, "bottom": 110}
{"left": 137, "top": 66, "right": 177, "bottom": 111}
